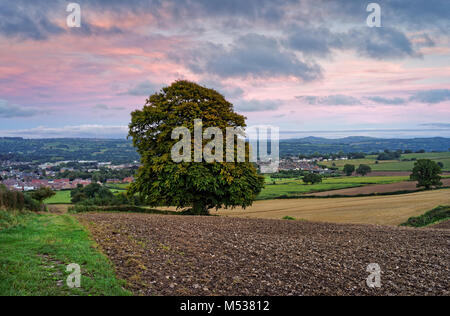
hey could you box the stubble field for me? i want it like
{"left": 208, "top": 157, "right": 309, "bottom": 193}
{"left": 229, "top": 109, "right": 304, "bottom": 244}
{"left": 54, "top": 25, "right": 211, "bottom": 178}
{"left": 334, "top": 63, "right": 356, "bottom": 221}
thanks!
{"left": 213, "top": 189, "right": 450, "bottom": 225}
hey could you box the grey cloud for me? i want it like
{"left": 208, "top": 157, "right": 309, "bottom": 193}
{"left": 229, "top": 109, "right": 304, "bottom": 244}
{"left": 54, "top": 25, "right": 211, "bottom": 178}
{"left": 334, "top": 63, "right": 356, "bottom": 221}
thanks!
{"left": 185, "top": 34, "right": 322, "bottom": 81}
{"left": 367, "top": 96, "right": 406, "bottom": 105}
{"left": 2, "top": 0, "right": 449, "bottom": 40}
{"left": 410, "top": 89, "right": 450, "bottom": 104}
{"left": 119, "top": 81, "right": 163, "bottom": 97}
{"left": 286, "top": 25, "right": 420, "bottom": 61}
{"left": 297, "top": 95, "right": 362, "bottom": 106}
{"left": 344, "top": 27, "right": 418, "bottom": 60}
{"left": 285, "top": 26, "right": 343, "bottom": 58}
{"left": 0, "top": 99, "right": 42, "bottom": 118}
{"left": 315, "top": 0, "right": 450, "bottom": 33}
{"left": 199, "top": 80, "right": 245, "bottom": 99}
{"left": 234, "top": 99, "right": 281, "bottom": 112}
{"left": 0, "top": 5, "right": 65, "bottom": 40}
{"left": 94, "top": 104, "right": 126, "bottom": 111}
{"left": 420, "top": 123, "right": 450, "bottom": 128}
{"left": 297, "top": 90, "right": 450, "bottom": 107}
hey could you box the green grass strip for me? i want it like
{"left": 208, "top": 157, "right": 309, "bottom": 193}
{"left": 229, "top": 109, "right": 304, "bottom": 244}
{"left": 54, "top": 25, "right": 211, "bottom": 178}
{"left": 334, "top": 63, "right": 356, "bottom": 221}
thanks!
{"left": 0, "top": 211, "right": 131, "bottom": 296}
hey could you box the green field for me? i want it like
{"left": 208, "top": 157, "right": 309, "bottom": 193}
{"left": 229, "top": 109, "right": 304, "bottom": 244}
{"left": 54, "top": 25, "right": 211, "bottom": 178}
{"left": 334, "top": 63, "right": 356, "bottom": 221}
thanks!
{"left": 323, "top": 152, "right": 450, "bottom": 172}
{"left": 45, "top": 190, "right": 72, "bottom": 204}
{"left": 258, "top": 176, "right": 409, "bottom": 200}
{"left": 45, "top": 176, "right": 412, "bottom": 203}
{"left": 0, "top": 211, "right": 130, "bottom": 296}
{"left": 45, "top": 186, "right": 128, "bottom": 204}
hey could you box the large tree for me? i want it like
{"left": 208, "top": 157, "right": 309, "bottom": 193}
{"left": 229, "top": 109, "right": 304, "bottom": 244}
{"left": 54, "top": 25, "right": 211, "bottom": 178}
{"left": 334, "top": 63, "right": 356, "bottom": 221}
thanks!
{"left": 410, "top": 159, "right": 442, "bottom": 190}
{"left": 303, "top": 173, "right": 322, "bottom": 185}
{"left": 31, "top": 187, "right": 55, "bottom": 203}
{"left": 128, "top": 81, "right": 264, "bottom": 215}
{"left": 356, "top": 164, "right": 372, "bottom": 176}
{"left": 343, "top": 164, "right": 355, "bottom": 176}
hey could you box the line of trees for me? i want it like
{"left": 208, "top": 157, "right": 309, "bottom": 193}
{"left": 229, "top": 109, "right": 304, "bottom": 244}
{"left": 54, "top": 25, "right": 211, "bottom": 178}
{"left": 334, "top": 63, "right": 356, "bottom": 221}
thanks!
{"left": 343, "top": 164, "right": 372, "bottom": 176}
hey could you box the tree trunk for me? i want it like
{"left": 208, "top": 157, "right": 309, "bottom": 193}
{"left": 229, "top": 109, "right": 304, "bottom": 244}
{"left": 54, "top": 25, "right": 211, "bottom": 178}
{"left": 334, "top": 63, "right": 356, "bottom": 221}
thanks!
{"left": 192, "top": 200, "right": 209, "bottom": 216}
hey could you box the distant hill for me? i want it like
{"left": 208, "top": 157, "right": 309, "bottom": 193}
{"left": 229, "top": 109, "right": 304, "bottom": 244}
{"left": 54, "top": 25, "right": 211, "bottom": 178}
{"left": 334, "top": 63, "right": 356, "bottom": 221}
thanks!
{"left": 0, "top": 138, "right": 139, "bottom": 164}
{"left": 280, "top": 137, "right": 450, "bottom": 156}
{"left": 0, "top": 137, "right": 449, "bottom": 163}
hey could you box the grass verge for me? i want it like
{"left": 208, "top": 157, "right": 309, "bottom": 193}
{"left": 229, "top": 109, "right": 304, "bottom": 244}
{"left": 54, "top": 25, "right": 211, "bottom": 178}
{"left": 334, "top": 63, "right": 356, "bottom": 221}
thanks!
{"left": 0, "top": 211, "right": 131, "bottom": 296}
{"left": 400, "top": 205, "right": 450, "bottom": 228}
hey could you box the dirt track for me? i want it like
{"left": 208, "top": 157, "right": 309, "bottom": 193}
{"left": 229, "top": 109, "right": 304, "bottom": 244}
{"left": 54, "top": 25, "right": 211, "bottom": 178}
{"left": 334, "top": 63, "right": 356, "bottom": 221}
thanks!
{"left": 76, "top": 213, "right": 450, "bottom": 296}
{"left": 307, "top": 179, "right": 450, "bottom": 197}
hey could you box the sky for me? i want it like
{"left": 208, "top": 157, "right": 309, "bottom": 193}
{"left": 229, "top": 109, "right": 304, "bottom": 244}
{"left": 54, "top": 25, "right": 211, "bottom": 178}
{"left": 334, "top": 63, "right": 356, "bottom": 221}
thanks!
{"left": 0, "top": 0, "right": 449, "bottom": 139}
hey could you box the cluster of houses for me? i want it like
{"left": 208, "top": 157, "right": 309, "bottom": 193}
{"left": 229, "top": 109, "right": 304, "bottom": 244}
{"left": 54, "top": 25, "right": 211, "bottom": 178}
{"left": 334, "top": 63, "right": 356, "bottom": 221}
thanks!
{"left": 0, "top": 159, "right": 139, "bottom": 192}
{"left": 278, "top": 157, "right": 337, "bottom": 174}
{"left": 1, "top": 177, "right": 134, "bottom": 192}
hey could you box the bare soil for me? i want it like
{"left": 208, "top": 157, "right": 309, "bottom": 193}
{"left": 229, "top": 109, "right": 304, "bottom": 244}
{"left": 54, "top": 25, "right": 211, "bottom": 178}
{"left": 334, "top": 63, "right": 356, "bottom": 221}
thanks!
{"left": 430, "top": 220, "right": 450, "bottom": 230}
{"left": 76, "top": 213, "right": 450, "bottom": 296}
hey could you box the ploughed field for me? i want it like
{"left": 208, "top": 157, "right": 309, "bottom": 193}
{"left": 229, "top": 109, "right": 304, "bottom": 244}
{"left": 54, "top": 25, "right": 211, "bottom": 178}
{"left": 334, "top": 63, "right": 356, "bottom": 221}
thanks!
{"left": 76, "top": 213, "right": 450, "bottom": 296}
{"left": 431, "top": 220, "right": 450, "bottom": 229}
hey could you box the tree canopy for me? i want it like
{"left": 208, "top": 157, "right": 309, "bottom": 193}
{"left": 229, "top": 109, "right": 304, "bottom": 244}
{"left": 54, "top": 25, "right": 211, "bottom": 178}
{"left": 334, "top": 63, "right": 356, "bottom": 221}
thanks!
{"left": 128, "top": 81, "right": 264, "bottom": 215}
{"left": 410, "top": 159, "right": 442, "bottom": 190}
{"left": 303, "top": 173, "right": 323, "bottom": 185}
{"left": 356, "top": 164, "right": 372, "bottom": 176}
{"left": 30, "top": 187, "right": 55, "bottom": 203}
{"left": 343, "top": 164, "right": 355, "bottom": 176}
{"left": 70, "top": 183, "right": 113, "bottom": 204}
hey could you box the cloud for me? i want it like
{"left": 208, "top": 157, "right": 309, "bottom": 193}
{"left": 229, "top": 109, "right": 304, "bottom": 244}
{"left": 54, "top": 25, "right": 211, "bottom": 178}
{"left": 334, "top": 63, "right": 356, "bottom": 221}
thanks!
{"left": 234, "top": 99, "right": 281, "bottom": 112}
{"left": 199, "top": 80, "right": 245, "bottom": 99}
{"left": 285, "top": 24, "right": 421, "bottom": 61}
{"left": 183, "top": 34, "right": 322, "bottom": 81}
{"left": 344, "top": 27, "right": 419, "bottom": 60}
{"left": 296, "top": 95, "right": 361, "bottom": 106}
{"left": 410, "top": 89, "right": 450, "bottom": 104}
{"left": 3, "top": 124, "right": 129, "bottom": 138}
{"left": 0, "top": 1, "right": 65, "bottom": 40}
{"left": 119, "top": 81, "right": 163, "bottom": 96}
{"left": 94, "top": 104, "right": 126, "bottom": 111}
{"left": 420, "top": 123, "right": 450, "bottom": 128}
{"left": 285, "top": 26, "right": 343, "bottom": 58}
{"left": 367, "top": 96, "right": 406, "bottom": 105}
{"left": 0, "top": 99, "right": 42, "bottom": 118}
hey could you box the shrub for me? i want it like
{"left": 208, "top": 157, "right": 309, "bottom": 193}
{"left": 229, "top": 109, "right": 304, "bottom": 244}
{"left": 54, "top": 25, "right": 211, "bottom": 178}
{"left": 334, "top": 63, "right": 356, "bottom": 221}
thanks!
{"left": 303, "top": 173, "right": 323, "bottom": 185}
{"left": 401, "top": 206, "right": 450, "bottom": 227}
{"left": 0, "top": 186, "right": 25, "bottom": 211}
{"left": 24, "top": 194, "right": 43, "bottom": 212}
{"left": 377, "top": 151, "right": 401, "bottom": 161}
{"left": 70, "top": 183, "right": 114, "bottom": 204}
